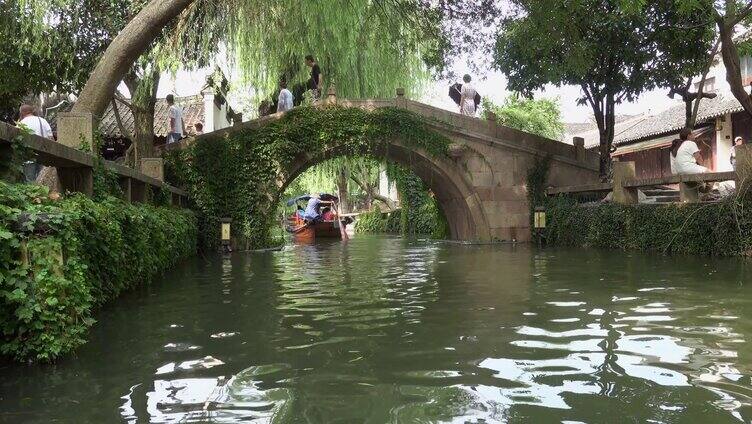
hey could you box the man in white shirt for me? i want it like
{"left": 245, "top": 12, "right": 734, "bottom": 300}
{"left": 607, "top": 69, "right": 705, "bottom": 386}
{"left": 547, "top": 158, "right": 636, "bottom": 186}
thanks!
{"left": 277, "top": 80, "right": 294, "bottom": 113}
{"left": 17, "top": 104, "right": 53, "bottom": 139}
{"left": 166, "top": 94, "right": 185, "bottom": 144}
{"left": 17, "top": 104, "right": 53, "bottom": 182}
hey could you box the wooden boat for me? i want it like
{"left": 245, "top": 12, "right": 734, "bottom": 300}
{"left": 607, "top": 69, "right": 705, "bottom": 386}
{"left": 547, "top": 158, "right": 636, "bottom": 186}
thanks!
{"left": 285, "top": 194, "right": 350, "bottom": 243}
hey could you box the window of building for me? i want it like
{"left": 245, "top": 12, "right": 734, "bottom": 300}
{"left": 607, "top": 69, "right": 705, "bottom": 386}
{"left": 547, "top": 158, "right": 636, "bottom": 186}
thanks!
{"left": 693, "top": 76, "right": 716, "bottom": 93}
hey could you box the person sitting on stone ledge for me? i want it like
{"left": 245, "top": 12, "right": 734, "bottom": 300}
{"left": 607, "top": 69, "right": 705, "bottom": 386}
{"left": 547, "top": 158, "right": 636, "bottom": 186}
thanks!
{"left": 670, "top": 127, "right": 708, "bottom": 175}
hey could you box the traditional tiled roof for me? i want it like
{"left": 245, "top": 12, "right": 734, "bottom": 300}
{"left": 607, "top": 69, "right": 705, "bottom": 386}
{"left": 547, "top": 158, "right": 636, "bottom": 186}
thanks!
{"left": 566, "top": 114, "right": 651, "bottom": 148}
{"left": 50, "top": 95, "right": 205, "bottom": 140}
{"left": 567, "top": 94, "right": 744, "bottom": 148}
{"left": 613, "top": 93, "right": 742, "bottom": 146}
{"left": 100, "top": 95, "right": 204, "bottom": 139}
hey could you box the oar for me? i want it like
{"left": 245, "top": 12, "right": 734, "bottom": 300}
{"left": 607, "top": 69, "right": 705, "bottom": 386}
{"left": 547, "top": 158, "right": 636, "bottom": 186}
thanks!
{"left": 333, "top": 202, "right": 348, "bottom": 241}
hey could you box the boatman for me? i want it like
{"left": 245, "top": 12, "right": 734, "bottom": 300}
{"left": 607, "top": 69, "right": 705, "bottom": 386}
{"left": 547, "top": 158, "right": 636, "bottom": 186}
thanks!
{"left": 302, "top": 194, "right": 321, "bottom": 222}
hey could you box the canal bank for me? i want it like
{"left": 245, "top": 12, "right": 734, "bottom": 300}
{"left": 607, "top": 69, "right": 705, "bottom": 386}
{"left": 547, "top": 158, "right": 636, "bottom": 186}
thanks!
{"left": 0, "top": 237, "right": 750, "bottom": 422}
{"left": 528, "top": 155, "right": 752, "bottom": 257}
{"left": 0, "top": 182, "right": 196, "bottom": 362}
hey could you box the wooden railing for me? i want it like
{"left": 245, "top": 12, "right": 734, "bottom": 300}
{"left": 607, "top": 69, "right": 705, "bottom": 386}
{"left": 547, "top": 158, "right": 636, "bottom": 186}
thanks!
{"left": 1, "top": 122, "right": 188, "bottom": 206}
{"left": 546, "top": 155, "right": 751, "bottom": 204}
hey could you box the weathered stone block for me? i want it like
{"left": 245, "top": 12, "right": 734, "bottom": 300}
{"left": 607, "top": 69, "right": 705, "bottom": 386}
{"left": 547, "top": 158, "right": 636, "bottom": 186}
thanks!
{"left": 57, "top": 112, "right": 95, "bottom": 151}
{"left": 119, "top": 177, "right": 132, "bottom": 202}
{"left": 141, "top": 158, "right": 164, "bottom": 181}
{"left": 612, "top": 161, "right": 638, "bottom": 205}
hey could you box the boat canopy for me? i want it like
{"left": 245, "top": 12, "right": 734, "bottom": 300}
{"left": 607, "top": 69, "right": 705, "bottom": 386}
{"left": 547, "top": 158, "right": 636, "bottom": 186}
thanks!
{"left": 285, "top": 193, "right": 338, "bottom": 206}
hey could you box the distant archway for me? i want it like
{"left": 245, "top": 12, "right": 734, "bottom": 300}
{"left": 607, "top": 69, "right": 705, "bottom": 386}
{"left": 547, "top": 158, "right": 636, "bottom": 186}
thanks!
{"left": 277, "top": 140, "right": 491, "bottom": 241}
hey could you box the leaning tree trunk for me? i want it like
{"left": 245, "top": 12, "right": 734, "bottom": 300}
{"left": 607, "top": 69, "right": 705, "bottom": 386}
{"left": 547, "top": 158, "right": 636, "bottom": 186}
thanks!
{"left": 718, "top": 18, "right": 752, "bottom": 119}
{"left": 72, "top": 0, "right": 194, "bottom": 117}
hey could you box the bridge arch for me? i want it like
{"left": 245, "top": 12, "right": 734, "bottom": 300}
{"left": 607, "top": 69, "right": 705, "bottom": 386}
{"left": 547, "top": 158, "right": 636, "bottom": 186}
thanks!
{"left": 278, "top": 140, "right": 491, "bottom": 241}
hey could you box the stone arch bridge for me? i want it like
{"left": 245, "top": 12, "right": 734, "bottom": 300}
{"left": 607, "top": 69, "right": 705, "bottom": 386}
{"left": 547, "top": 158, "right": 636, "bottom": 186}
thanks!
{"left": 165, "top": 92, "right": 599, "bottom": 242}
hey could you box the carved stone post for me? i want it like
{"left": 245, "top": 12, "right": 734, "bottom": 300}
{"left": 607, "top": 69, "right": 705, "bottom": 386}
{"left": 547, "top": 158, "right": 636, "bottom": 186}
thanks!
{"left": 57, "top": 112, "right": 95, "bottom": 151}
{"left": 56, "top": 111, "right": 95, "bottom": 196}
{"left": 396, "top": 87, "right": 406, "bottom": 108}
{"left": 612, "top": 161, "right": 638, "bottom": 205}
{"left": 735, "top": 144, "right": 752, "bottom": 198}
{"left": 573, "top": 136, "right": 585, "bottom": 161}
{"left": 326, "top": 84, "right": 337, "bottom": 105}
{"left": 140, "top": 158, "right": 164, "bottom": 181}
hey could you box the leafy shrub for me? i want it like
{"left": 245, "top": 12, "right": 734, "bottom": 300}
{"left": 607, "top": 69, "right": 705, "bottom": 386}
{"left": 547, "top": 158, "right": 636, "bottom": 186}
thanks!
{"left": 354, "top": 209, "right": 402, "bottom": 234}
{"left": 543, "top": 195, "right": 752, "bottom": 256}
{"left": 0, "top": 182, "right": 197, "bottom": 361}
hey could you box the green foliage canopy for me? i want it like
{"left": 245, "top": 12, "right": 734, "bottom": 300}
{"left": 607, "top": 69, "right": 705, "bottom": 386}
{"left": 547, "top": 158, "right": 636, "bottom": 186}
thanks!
{"left": 482, "top": 95, "right": 565, "bottom": 140}
{"left": 0, "top": 0, "right": 137, "bottom": 121}
{"left": 495, "top": 0, "right": 714, "bottom": 176}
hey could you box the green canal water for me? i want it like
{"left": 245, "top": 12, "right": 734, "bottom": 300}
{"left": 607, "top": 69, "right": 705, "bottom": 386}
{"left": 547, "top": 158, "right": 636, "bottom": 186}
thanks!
{"left": 1, "top": 236, "right": 751, "bottom": 423}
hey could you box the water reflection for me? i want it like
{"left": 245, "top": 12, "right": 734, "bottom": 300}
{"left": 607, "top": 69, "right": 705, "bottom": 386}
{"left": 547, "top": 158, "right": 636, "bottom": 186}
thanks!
{"left": 0, "top": 239, "right": 750, "bottom": 422}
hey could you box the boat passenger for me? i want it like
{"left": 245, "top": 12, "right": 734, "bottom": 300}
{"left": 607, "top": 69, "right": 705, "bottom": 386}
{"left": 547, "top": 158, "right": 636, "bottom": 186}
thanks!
{"left": 303, "top": 195, "right": 321, "bottom": 222}
{"left": 322, "top": 208, "right": 335, "bottom": 221}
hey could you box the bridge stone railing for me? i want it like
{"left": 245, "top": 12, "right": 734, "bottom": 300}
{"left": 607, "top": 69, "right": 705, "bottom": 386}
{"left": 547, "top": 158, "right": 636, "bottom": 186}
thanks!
{"left": 0, "top": 122, "right": 188, "bottom": 206}
{"left": 547, "top": 144, "right": 752, "bottom": 204}
{"left": 163, "top": 89, "right": 600, "bottom": 174}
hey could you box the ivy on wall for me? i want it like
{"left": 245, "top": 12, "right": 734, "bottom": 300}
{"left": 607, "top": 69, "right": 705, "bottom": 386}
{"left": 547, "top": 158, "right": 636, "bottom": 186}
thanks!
{"left": 354, "top": 209, "right": 401, "bottom": 234}
{"left": 526, "top": 157, "right": 752, "bottom": 256}
{"left": 165, "top": 105, "right": 451, "bottom": 249}
{"left": 0, "top": 132, "right": 32, "bottom": 183}
{"left": 0, "top": 182, "right": 197, "bottom": 361}
{"left": 386, "top": 163, "right": 449, "bottom": 238}
{"left": 542, "top": 195, "right": 752, "bottom": 256}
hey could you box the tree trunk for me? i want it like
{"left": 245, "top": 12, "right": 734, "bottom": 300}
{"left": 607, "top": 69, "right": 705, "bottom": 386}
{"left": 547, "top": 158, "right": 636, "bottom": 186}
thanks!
{"left": 336, "top": 167, "right": 349, "bottom": 214}
{"left": 72, "top": 0, "right": 194, "bottom": 117}
{"left": 595, "top": 94, "right": 616, "bottom": 181}
{"left": 350, "top": 174, "right": 395, "bottom": 210}
{"left": 718, "top": 17, "right": 752, "bottom": 118}
{"left": 584, "top": 83, "right": 616, "bottom": 180}
{"left": 123, "top": 68, "right": 160, "bottom": 164}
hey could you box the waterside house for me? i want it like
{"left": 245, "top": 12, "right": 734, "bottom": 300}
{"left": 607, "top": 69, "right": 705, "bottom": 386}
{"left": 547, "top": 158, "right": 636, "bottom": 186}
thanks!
{"left": 564, "top": 95, "right": 744, "bottom": 179}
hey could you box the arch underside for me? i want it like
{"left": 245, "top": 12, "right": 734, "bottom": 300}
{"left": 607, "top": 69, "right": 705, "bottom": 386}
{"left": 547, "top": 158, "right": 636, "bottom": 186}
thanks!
{"left": 279, "top": 140, "right": 491, "bottom": 241}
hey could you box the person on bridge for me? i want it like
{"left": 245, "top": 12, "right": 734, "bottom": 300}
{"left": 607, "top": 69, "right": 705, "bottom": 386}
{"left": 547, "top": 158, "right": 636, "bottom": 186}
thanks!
{"left": 277, "top": 79, "right": 294, "bottom": 113}
{"left": 166, "top": 94, "right": 186, "bottom": 144}
{"left": 16, "top": 104, "right": 53, "bottom": 183}
{"left": 193, "top": 122, "right": 204, "bottom": 135}
{"left": 459, "top": 74, "right": 477, "bottom": 117}
{"left": 670, "top": 128, "right": 708, "bottom": 175}
{"left": 305, "top": 55, "right": 323, "bottom": 100}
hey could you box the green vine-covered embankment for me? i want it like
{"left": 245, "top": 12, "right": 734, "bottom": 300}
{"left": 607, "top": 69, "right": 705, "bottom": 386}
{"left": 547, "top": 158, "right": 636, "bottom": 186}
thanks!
{"left": 541, "top": 196, "right": 752, "bottom": 256}
{"left": 528, "top": 159, "right": 752, "bottom": 256}
{"left": 0, "top": 182, "right": 197, "bottom": 361}
{"left": 165, "top": 105, "right": 450, "bottom": 249}
{"left": 355, "top": 164, "right": 449, "bottom": 238}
